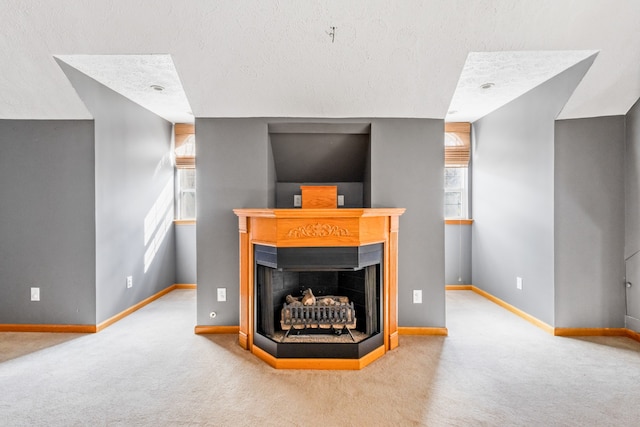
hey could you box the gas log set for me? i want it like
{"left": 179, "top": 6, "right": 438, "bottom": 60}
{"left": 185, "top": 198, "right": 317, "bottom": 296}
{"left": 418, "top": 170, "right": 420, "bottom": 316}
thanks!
{"left": 280, "top": 289, "right": 357, "bottom": 341}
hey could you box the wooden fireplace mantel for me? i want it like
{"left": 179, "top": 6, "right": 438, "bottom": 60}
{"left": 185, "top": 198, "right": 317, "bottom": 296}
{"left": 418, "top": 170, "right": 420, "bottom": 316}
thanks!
{"left": 233, "top": 208, "right": 405, "bottom": 369}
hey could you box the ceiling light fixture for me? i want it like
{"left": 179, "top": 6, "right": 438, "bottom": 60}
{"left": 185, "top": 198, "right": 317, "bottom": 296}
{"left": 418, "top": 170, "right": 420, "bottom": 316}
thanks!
{"left": 480, "top": 82, "right": 495, "bottom": 90}
{"left": 150, "top": 84, "right": 165, "bottom": 91}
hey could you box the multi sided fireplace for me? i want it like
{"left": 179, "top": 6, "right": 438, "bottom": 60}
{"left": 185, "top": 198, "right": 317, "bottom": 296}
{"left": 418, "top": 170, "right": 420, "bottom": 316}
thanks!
{"left": 233, "top": 207, "right": 404, "bottom": 369}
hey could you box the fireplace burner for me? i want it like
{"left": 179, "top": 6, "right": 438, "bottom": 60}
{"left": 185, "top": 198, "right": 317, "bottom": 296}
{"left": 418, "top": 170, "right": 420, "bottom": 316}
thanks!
{"left": 280, "top": 295, "right": 357, "bottom": 341}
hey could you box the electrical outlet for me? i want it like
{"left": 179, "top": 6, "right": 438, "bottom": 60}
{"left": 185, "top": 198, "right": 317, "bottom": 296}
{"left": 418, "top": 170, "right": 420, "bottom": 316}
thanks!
{"left": 517, "top": 277, "right": 523, "bottom": 290}
{"left": 217, "top": 287, "right": 227, "bottom": 302}
{"left": 413, "top": 289, "right": 422, "bottom": 304}
{"left": 126, "top": 276, "right": 133, "bottom": 289}
{"left": 338, "top": 195, "right": 345, "bottom": 206}
{"left": 30, "top": 287, "right": 40, "bottom": 301}
{"left": 293, "top": 195, "right": 302, "bottom": 207}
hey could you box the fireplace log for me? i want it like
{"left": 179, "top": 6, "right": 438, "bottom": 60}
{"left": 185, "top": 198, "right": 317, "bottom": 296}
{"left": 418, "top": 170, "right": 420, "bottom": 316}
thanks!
{"left": 301, "top": 288, "right": 316, "bottom": 306}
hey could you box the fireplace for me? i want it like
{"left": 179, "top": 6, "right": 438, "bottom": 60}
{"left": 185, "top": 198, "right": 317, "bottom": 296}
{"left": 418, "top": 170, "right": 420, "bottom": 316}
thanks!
{"left": 254, "top": 244, "right": 383, "bottom": 359}
{"left": 233, "top": 207, "right": 404, "bottom": 369}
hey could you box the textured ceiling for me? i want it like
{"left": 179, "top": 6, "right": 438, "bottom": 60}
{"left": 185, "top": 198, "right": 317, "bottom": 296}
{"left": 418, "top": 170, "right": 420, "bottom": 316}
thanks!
{"left": 447, "top": 51, "right": 598, "bottom": 122}
{"left": 55, "top": 54, "right": 193, "bottom": 123}
{"left": 1, "top": 0, "right": 639, "bottom": 122}
{"left": 54, "top": 50, "right": 598, "bottom": 125}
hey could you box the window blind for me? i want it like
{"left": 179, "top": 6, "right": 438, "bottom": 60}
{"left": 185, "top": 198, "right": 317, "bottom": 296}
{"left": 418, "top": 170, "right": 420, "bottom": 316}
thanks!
{"left": 444, "top": 122, "right": 470, "bottom": 167}
{"left": 175, "top": 123, "right": 195, "bottom": 168}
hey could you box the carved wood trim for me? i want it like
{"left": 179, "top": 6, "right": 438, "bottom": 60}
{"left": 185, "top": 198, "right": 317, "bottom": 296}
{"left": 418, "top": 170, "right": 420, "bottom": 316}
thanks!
{"left": 286, "top": 222, "right": 351, "bottom": 238}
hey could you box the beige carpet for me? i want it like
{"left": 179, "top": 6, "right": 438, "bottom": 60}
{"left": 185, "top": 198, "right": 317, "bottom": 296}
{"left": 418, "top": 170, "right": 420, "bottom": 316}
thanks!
{"left": 1, "top": 289, "right": 640, "bottom": 426}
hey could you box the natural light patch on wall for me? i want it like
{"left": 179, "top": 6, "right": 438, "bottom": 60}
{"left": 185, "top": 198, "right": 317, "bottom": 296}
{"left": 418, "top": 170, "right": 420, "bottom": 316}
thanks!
{"left": 143, "top": 179, "right": 174, "bottom": 272}
{"left": 153, "top": 152, "right": 173, "bottom": 179}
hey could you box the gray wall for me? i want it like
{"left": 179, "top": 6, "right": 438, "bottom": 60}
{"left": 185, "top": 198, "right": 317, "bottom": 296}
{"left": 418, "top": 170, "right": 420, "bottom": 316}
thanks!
{"left": 445, "top": 224, "right": 472, "bottom": 285}
{"left": 59, "top": 61, "right": 176, "bottom": 323}
{"left": 626, "top": 98, "right": 640, "bottom": 330}
{"left": 196, "top": 119, "right": 271, "bottom": 326}
{"left": 0, "top": 120, "right": 96, "bottom": 325}
{"left": 554, "top": 116, "right": 626, "bottom": 328}
{"left": 472, "top": 58, "right": 593, "bottom": 326}
{"left": 176, "top": 224, "right": 197, "bottom": 284}
{"left": 196, "top": 118, "right": 445, "bottom": 328}
{"left": 269, "top": 133, "right": 369, "bottom": 182}
{"left": 267, "top": 134, "right": 276, "bottom": 208}
{"left": 275, "top": 182, "right": 364, "bottom": 208}
{"left": 370, "top": 119, "right": 445, "bottom": 327}
{"left": 626, "top": 99, "right": 640, "bottom": 260}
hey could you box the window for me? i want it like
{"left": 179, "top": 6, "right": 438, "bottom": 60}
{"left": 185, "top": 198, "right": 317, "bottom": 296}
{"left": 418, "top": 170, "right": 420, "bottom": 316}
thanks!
{"left": 175, "top": 124, "right": 196, "bottom": 220}
{"left": 177, "top": 168, "right": 196, "bottom": 219}
{"left": 444, "top": 123, "right": 470, "bottom": 219}
{"left": 444, "top": 167, "right": 468, "bottom": 218}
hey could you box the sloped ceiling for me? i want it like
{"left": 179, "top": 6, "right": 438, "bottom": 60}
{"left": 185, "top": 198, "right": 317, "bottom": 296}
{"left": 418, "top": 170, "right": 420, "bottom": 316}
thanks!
{"left": 447, "top": 51, "right": 598, "bottom": 123}
{"left": 1, "top": 0, "right": 639, "bottom": 121}
{"left": 55, "top": 54, "right": 193, "bottom": 124}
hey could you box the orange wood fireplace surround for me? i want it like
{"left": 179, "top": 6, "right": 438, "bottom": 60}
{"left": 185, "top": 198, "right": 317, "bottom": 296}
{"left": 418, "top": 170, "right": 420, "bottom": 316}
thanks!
{"left": 233, "top": 207, "right": 405, "bottom": 369}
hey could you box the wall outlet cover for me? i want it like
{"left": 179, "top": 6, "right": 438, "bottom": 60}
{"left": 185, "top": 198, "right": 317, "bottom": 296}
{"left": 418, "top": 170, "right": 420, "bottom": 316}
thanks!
{"left": 30, "top": 287, "right": 40, "bottom": 301}
{"left": 217, "top": 287, "right": 227, "bottom": 302}
{"left": 413, "top": 289, "right": 423, "bottom": 304}
{"left": 293, "top": 195, "right": 302, "bottom": 207}
{"left": 126, "top": 276, "right": 133, "bottom": 289}
{"left": 516, "top": 277, "right": 523, "bottom": 290}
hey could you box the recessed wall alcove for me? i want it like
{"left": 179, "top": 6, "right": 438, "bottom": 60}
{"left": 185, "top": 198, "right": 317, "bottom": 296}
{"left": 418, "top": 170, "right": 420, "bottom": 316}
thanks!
{"left": 268, "top": 122, "right": 371, "bottom": 209}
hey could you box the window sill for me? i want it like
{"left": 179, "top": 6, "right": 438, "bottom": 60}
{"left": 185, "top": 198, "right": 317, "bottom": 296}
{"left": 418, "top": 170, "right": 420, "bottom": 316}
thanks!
{"left": 445, "top": 219, "right": 473, "bottom": 225}
{"left": 174, "top": 219, "right": 196, "bottom": 225}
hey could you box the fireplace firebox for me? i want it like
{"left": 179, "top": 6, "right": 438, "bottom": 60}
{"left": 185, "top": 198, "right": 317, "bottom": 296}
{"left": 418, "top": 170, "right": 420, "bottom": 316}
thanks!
{"left": 254, "top": 244, "right": 383, "bottom": 359}
{"left": 233, "top": 207, "right": 404, "bottom": 369}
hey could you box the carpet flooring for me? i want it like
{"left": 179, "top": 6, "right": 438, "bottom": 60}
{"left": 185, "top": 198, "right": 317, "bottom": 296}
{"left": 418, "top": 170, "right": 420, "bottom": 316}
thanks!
{"left": 1, "top": 289, "right": 640, "bottom": 426}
